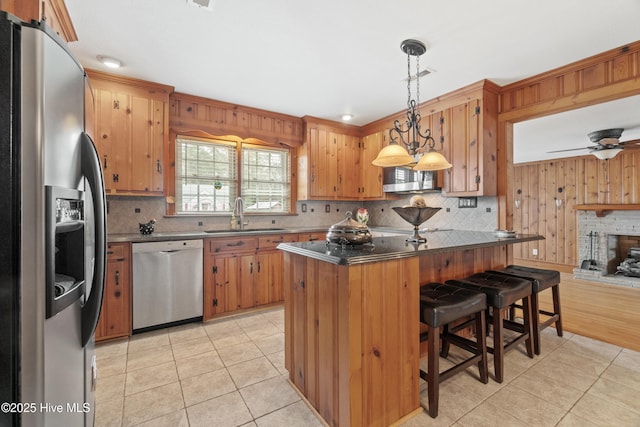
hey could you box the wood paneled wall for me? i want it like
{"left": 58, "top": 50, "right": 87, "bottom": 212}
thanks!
{"left": 169, "top": 92, "right": 304, "bottom": 147}
{"left": 499, "top": 41, "right": 640, "bottom": 120}
{"left": 498, "top": 40, "right": 640, "bottom": 267}
{"left": 511, "top": 152, "right": 640, "bottom": 265}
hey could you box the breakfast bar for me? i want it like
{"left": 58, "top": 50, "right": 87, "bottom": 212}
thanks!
{"left": 278, "top": 230, "right": 543, "bottom": 427}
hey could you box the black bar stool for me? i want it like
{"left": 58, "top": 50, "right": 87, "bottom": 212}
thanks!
{"left": 488, "top": 265, "right": 562, "bottom": 355}
{"left": 446, "top": 272, "right": 534, "bottom": 383}
{"left": 419, "top": 282, "right": 488, "bottom": 418}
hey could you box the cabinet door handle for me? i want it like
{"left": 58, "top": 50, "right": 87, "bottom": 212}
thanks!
{"left": 300, "top": 280, "right": 305, "bottom": 289}
{"left": 115, "top": 270, "right": 120, "bottom": 285}
{"left": 257, "top": 261, "right": 261, "bottom": 273}
{"left": 250, "top": 262, "right": 253, "bottom": 274}
{"left": 226, "top": 241, "right": 245, "bottom": 247}
{"left": 103, "top": 155, "right": 108, "bottom": 169}
{"left": 156, "top": 160, "right": 162, "bottom": 173}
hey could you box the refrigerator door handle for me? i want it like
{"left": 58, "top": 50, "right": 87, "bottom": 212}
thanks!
{"left": 80, "top": 132, "right": 107, "bottom": 347}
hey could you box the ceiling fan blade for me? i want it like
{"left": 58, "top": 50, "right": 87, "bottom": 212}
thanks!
{"left": 619, "top": 138, "right": 640, "bottom": 148}
{"left": 547, "top": 146, "right": 592, "bottom": 153}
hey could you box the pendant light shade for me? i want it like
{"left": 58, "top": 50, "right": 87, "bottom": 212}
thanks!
{"left": 414, "top": 150, "right": 452, "bottom": 171}
{"left": 371, "top": 143, "right": 415, "bottom": 167}
{"left": 371, "top": 39, "right": 452, "bottom": 171}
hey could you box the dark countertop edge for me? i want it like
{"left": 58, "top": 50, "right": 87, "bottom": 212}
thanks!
{"left": 277, "top": 234, "right": 544, "bottom": 266}
{"left": 107, "top": 227, "right": 332, "bottom": 243}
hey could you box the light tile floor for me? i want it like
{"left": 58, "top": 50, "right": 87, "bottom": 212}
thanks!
{"left": 95, "top": 306, "right": 640, "bottom": 427}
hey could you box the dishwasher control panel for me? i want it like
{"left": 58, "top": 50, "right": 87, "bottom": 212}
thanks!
{"left": 132, "top": 239, "right": 204, "bottom": 254}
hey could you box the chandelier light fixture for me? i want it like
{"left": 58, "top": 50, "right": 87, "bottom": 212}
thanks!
{"left": 372, "top": 39, "right": 452, "bottom": 171}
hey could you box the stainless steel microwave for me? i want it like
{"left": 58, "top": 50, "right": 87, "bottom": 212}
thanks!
{"left": 382, "top": 167, "right": 440, "bottom": 193}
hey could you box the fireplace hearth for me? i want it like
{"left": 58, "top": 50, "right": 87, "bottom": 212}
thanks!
{"left": 574, "top": 210, "right": 640, "bottom": 288}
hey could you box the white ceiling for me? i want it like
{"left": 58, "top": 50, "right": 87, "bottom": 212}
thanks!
{"left": 65, "top": 0, "right": 640, "bottom": 161}
{"left": 513, "top": 95, "right": 640, "bottom": 163}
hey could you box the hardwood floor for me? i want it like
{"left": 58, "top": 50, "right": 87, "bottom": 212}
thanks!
{"left": 537, "top": 272, "right": 640, "bottom": 352}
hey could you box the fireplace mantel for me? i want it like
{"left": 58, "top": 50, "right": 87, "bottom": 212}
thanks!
{"left": 575, "top": 204, "right": 640, "bottom": 217}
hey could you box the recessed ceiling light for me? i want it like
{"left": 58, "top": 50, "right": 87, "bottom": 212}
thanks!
{"left": 97, "top": 55, "right": 122, "bottom": 69}
{"left": 341, "top": 114, "right": 353, "bottom": 122}
{"left": 187, "top": 0, "right": 215, "bottom": 11}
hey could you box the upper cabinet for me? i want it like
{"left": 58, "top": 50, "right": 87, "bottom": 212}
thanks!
{"left": 359, "top": 80, "right": 498, "bottom": 198}
{"left": 360, "top": 130, "right": 386, "bottom": 199}
{"left": 298, "top": 117, "right": 385, "bottom": 200}
{"left": 86, "top": 70, "right": 173, "bottom": 196}
{"left": 441, "top": 81, "right": 500, "bottom": 197}
{"left": 1, "top": 0, "right": 78, "bottom": 42}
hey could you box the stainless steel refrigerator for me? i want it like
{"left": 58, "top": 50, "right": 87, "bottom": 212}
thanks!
{"left": 0, "top": 13, "right": 106, "bottom": 427}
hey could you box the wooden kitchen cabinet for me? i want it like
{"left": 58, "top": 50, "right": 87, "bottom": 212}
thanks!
{"left": 360, "top": 130, "right": 385, "bottom": 199}
{"left": 298, "top": 232, "right": 326, "bottom": 242}
{"left": 96, "top": 242, "right": 131, "bottom": 341}
{"left": 337, "top": 133, "right": 361, "bottom": 198}
{"left": 440, "top": 80, "right": 500, "bottom": 197}
{"left": 1, "top": 0, "right": 77, "bottom": 42}
{"left": 258, "top": 234, "right": 299, "bottom": 303}
{"left": 298, "top": 117, "right": 381, "bottom": 200}
{"left": 205, "top": 253, "right": 241, "bottom": 317}
{"left": 86, "top": 69, "right": 173, "bottom": 196}
{"left": 299, "top": 121, "right": 338, "bottom": 199}
{"left": 204, "top": 237, "right": 257, "bottom": 319}
{"left": 204, "top": 233, "right": 298, "bottom": 319}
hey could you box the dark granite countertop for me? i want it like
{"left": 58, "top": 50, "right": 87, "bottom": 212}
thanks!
{"left": 276, "top": 230, "right": 543, "bottom": 265}
{"left": 107, "top": 226, "right": 330, "bottom": 243}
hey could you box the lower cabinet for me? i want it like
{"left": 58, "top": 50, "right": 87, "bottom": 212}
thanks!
{"left": 96, "top": 242, "right": 131, "bottom": 342}
{"left": 204, "top": 253, "right": 241, "bottom": 317}
{"left": 203, "top": 233, "right": 299, "bottom": 320}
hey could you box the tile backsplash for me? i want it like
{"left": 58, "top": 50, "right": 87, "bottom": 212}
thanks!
{"left": 106, "top": 194, "right": 498, "bottom": 234}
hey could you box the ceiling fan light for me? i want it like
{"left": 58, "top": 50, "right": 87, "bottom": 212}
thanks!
{"left": 591, "top": 147, "right": 622, "bottom": 160}
{"left": 371, "top": 143, "right": 414, "bottom": 167}
{"left": 413, "top": 150, "right": 452, "bottom": 171}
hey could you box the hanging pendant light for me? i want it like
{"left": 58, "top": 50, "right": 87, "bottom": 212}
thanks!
{"left": 372, "top": 39, "right": 452, "bottom": 171}
{"left": 414, "top": 149, "right": 452, "bottom": 170}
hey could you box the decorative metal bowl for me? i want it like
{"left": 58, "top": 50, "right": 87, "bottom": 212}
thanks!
{"left": 392, "top": 206, "right": 441, "bottom": 242}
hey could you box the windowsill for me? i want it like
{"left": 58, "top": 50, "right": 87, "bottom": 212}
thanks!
{"left": 164, "top": 212, "right": 299, "bottom": 218}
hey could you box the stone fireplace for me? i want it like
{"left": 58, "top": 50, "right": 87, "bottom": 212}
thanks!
{"left": 574, "top": 210, "right": 640, "bottom": 288}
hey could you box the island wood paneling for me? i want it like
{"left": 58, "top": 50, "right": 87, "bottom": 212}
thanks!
{"left": 418, "top": 245, "right": 507, "bottom": 284}
{"left": 283, "top": 253, "right": 420, "bottom": 427}
{"left": 169, "top": 92, "right": 304, "bottom": 147}
{"left": 283, "top": 243, "right": 517, "bottom": 426}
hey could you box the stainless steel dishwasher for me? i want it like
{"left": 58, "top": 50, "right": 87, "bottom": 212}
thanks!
{"left": 132, "top": 239, "right": 203, "bottom": 331}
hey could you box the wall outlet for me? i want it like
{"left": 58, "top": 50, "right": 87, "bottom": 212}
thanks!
{"left": 532, "top": 248, "right": 538, "bottom": 256}
{"left": 134, "top": 208, "right": 141, "bottom": 213}
{"left": 325, "top": 204, "right": 330, "bottom": 213}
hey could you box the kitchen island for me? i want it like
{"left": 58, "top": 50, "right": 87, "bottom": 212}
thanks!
{"left": 277, "top": 230, "right": 543, "bottom": 427}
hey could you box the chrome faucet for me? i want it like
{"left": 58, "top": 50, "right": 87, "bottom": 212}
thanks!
{"left": 233, "top": 197, "right": 245, "bottom": 230}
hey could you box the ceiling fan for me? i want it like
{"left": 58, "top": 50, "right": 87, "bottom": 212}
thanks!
{"left": 548, "top": 128, "right": 640, "bottom": 160}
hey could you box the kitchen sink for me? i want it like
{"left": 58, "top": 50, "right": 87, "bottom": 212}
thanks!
{"left": 204, "top": 227, "right": 287, "bottom": 233}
